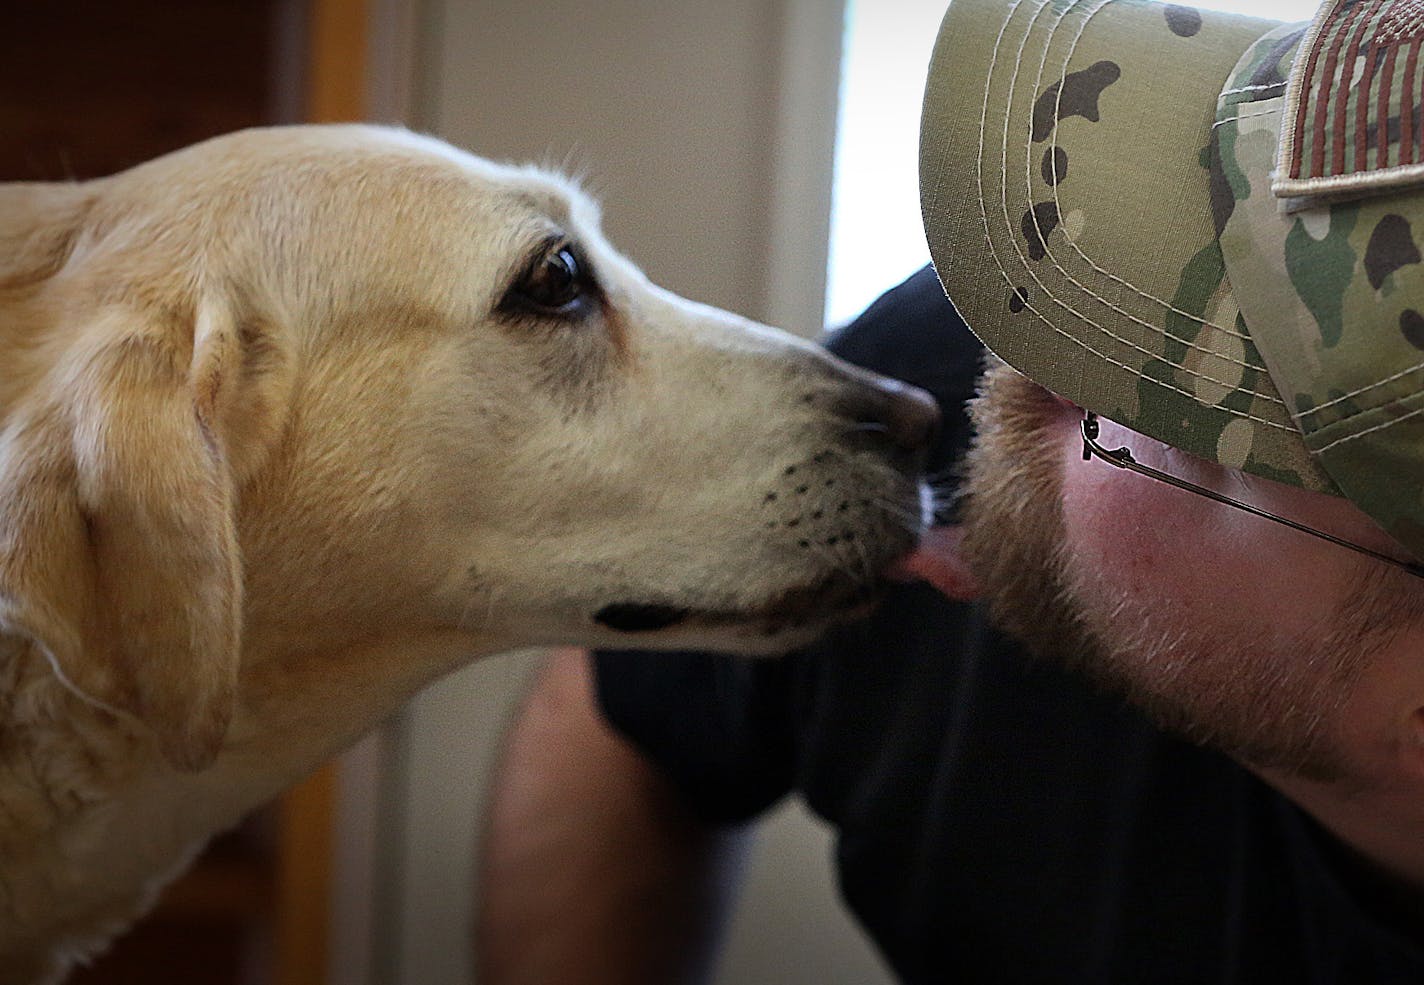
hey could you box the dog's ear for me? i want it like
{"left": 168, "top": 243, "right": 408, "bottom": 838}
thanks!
{"left": 0, "top": 182, "right": 93, "bottom": 291}
{"left": 0, "top": 294, "right": 257, "bottom": 771}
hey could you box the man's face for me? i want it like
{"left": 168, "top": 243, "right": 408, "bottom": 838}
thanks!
{"left": 959, "top": 362, "right": 1424, "bottom": 786}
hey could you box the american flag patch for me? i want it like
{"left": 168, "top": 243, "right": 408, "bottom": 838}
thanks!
{"left": 1275, "top": 0, "right": 1424, "bottom": 198}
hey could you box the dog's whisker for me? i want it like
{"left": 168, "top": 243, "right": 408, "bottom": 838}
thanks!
{"left": 481, "top": 584, "right": 503, "bottom": 634}
{"left": 455, "top": 578, "right": 504, "bottom": 635}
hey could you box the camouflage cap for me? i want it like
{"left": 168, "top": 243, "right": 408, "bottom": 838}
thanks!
{"left": 921, "top": 0, "right": 1424, "bottom": 558}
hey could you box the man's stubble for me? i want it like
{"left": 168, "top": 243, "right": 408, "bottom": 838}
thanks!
{"left": 956, "top": 361, "right": 1408, "bottom": 784}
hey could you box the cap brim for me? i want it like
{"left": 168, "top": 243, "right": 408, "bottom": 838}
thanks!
{"left": 921, "top": 0, "right": 1333, "bottom": 492}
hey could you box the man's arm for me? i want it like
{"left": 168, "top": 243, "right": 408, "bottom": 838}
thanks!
{"left": 477, "top": 648, "right": 751, "bottom": 985}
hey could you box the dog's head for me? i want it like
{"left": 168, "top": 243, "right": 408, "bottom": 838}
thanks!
{"left": 0, "top": 125, "right": 934, "bottom": 771}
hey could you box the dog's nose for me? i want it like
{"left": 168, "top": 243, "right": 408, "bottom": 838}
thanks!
{"left": 841, "top": 370, "right": 941, "bottom": 455}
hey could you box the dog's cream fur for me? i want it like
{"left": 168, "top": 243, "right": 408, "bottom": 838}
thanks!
{"left": 0, "top": 125, "right": 931, "bottom": 982}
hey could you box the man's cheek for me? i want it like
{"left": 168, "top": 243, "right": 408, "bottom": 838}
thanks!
{"left": 1059, "top": 444, "right": 1193, "bottom": 613}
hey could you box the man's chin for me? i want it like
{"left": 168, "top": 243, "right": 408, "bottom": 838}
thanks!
{"left": 957, "top": 362, "right": 1091, "bottom": 660}
{"left": 957, "top": 361, "right": 1360, "bottom": 785}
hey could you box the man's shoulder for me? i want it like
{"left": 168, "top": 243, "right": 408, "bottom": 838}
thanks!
{"left": 825, "top": 265, "right": 984, "bottom": 484}
{"left": 825, "top": 265, "right": 981, "bottom": 384}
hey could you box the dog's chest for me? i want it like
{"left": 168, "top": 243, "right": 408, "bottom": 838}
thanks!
{"left": 0, "top": 635, "right": 142, "bottom": 836}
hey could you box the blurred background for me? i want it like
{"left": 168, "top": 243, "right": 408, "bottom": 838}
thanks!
{"left": 4, "top": 0, "right": 1316, "bottom": 982}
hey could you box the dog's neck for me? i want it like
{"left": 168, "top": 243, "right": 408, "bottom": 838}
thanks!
{"left": 0, "top": 631, "right": 154, "bottom": 984}
{"left": 0, "top": 622, "right": 507, "bottom": 984}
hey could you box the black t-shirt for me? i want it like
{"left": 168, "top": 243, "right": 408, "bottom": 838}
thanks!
{"left": 595, "top": 267, "right": 1424, "bottom": 983}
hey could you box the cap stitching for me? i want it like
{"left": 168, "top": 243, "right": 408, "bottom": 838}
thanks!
{"left": 974, "top": 0, "right": 1295, "bottom": 433}
{"left": 1297, "top": 358, "right": 1424, "bottom": 421}
{"left": 984, "top": 0, "right": 1289, "bottom": 423}
{"left": 1311, "top": 369, "right": 1424, "bottom": 422}
{"left": 1030, "top": 0, "right": 1270, "bottom": 361}
{"left": 977, "top": 276, "right": 1297, "bottom": 431}
{"left": 1211, "top": 20, "right": 1424, "bottom": 439}
{"left": 1220, "top": 82, "right": 1288, "bottom": 97}
{"left": 1274, "top": 160, "right": 1424, "bottom": 197}
{"left": 1211, "top": 107, "right": 1283, "bottom": 130}
{"left": 1276, "top": 0, "right": 1335, "bottom": 191}
{"left": 1037, "top": 0, "right": 1259, "bottom": 349}
{"left": 1215, "top": 22, "right": 1424, "bottom": 424}
{"left": 1271, "top": 0, "right": 1421, "bottom": 193}
{"left": 1014, "top": 0, "right": 1284, "bottom": 384}
{"left": 1314, "top": 401, "right": 1424, "bottom": 451}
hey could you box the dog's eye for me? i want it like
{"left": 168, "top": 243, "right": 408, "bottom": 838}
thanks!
{"left": 503, "top": 240, "right": 596, "bottom": 318}
{"left": 530, "top": 246, "right": 581, "bottom": 306}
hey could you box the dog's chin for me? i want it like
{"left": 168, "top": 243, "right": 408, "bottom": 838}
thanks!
{"left": 592, "top": 570, "right": 886, "bottom": 653}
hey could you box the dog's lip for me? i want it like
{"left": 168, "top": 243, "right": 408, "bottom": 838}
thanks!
{"left": 593, "top": 603, "right": 693, "bottom": 633}
{"left": 594, "top": 572, "right": 885, "bottom": 636}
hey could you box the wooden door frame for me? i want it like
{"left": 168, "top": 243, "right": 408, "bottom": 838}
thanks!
{"left": 275, "top": 3, "right": 419, "bottom": 983}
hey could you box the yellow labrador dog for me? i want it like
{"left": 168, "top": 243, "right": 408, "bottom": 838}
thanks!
{"left": 0, "top": 125, "right": 934, "bottom": 982}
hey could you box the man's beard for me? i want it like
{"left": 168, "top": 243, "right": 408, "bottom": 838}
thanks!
{"left": 958, "top": 361, "right": 1408, "bottom": 784}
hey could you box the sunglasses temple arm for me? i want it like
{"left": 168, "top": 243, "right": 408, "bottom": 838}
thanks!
{"left": 1079, "top": 414, "right": 1424, "bottom": 580}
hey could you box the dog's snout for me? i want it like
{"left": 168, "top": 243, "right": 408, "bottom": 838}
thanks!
{"left": 843, "top": 373, "right": 940, "bottom": 455}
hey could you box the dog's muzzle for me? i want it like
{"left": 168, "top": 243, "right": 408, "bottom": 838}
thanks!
{"left": 838, "top": 368, "right": 941, "bottom": 463}
{"left": 592, "top": 363, "right": 940, "bottom": 638}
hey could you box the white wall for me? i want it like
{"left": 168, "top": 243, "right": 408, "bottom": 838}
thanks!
{"left": 365, "top": 1, "right": 895, "bottom": 983}
{"left": 411, "top": 0, "right": 843, "bottom": 336}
